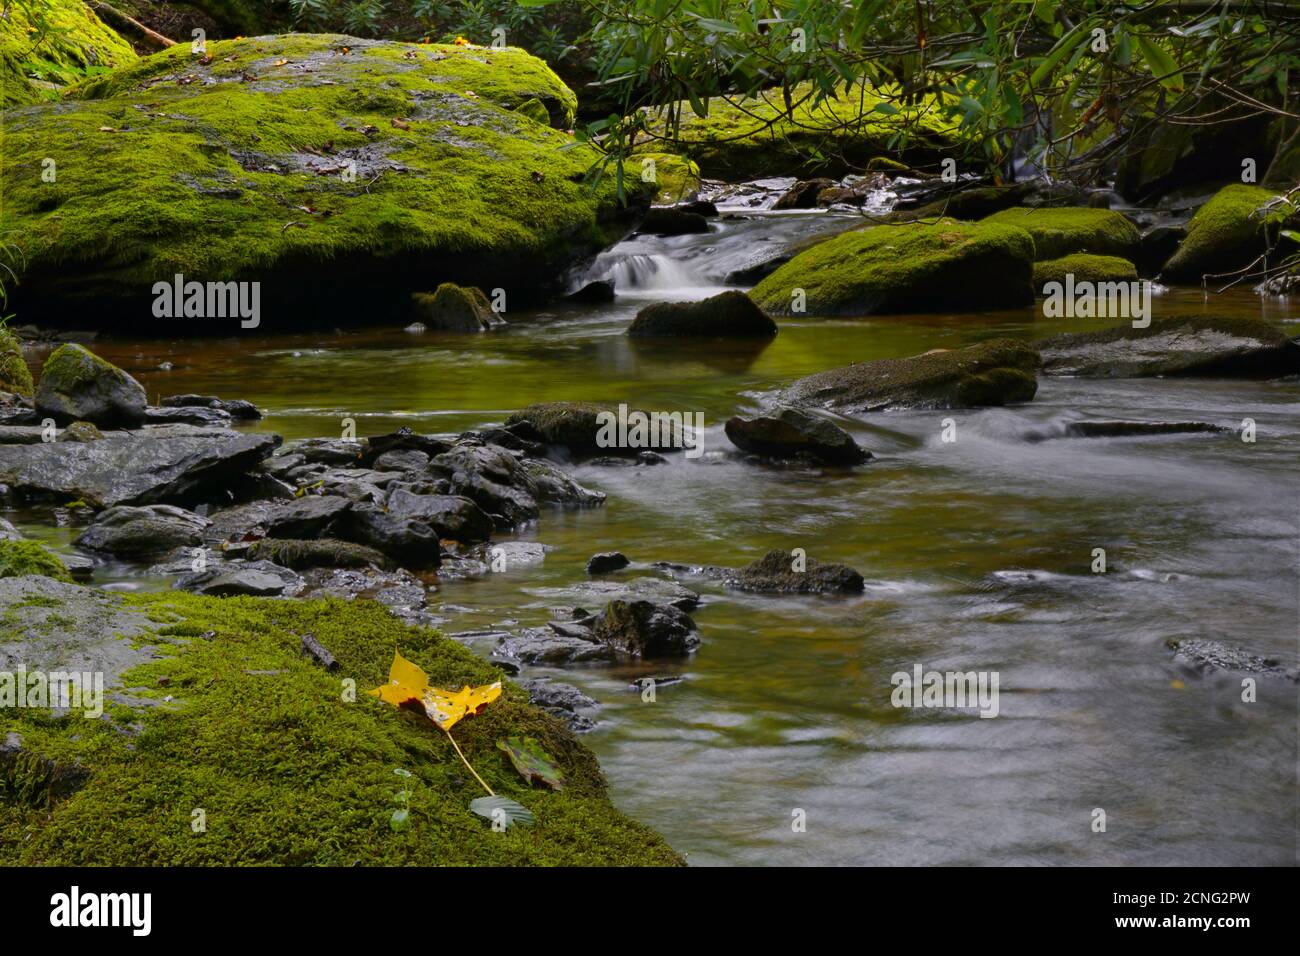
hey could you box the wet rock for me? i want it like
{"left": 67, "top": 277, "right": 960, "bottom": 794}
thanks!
{"left": 638, "top": 207, "right": 710, "bottom": 236}
{"left": 628, "top": 291, "right": 776, "bottom": 338}
{"left": 372, "top": 449, "right": 430, "bottom": 473}
{"left": 496, "top": 625, "right": 610, "bottom": 665}
{"left": 331, "top": 503, "right": 441, "bottom": 569}
{"left": 1166, "top": 638, "right": 1298, "bottom": 681}
{"left": 517, "top": 677, "right": 598, "bottom": 732}
{"left": 725, "top": 406, "right": 870, "bottom": 464}
{"left": 518, "top": 457, "right": 606, "bottom": 507}
{"left": 772, "top": 177, "right": 835, "bottom": 210}
{"left": 143, "top": 405, "right": 232, "bottom": 427}
{"left": 785, "top": 339, "right": 1040, "bottom": 411}
{"left": 293, "top": 438, "right": 365, "bottom": 466}
{"left": 264, "top": 495, "right": 353, "bottom": 539}
{"left": 1037, "top": 316, "right": 1300, "bottom": 378}
{"left": 386, "top": 489, "right": 494, "bottom": 543}
{"left": 727, "top": 549, "right": 864, "bottom": 594}
{"left": 567, "top": 280, "right": 615, "bottom": 304}
{"left": 587, "top": 551, "right": 630, "bottom": 575}
{"left": 0, "top": 432, "right": 280, "bottom": 508}
{"left": 504, "top": 401, "right": 611, "bottom": 456}
{"left": 161, "top": 394, "right": 261, "bottom": 420}
{"left": 1023, "top": 419, "right": 1228, "bottom": 442}
{"left": 592, "top": 599, "right": 700, "bottom": 659}
{"left": 75, "top": 504, "right": 210, "bottom": 559}
{"left": 1136, "top": 223, "right": 1186, "bottom": 276}
{"left": 175, "top": 559, "right": 304, "bottom": 597}
{"left": 0, "top": 517, "right": 20, "bottom": 541}
{"left": 410, "top": 283, "right": 505, "bottom": 332}
{"left": 534, "top": 576, "right": 700, "bottom": 612}
{"left": 34, "top": 344, "right": 147, "bottom": 427}
{"left": 247, "top": 538, "right": 392, "bottom": 571}
{"left": 358, "top": 428, "right": 450, "bottom": 467}
{"left": 298, "top": 566, "right": 428, "bottom": 623}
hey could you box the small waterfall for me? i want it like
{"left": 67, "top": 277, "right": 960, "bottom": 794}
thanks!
{"left": 604, "top": 253, "right": 704, "bottom": 291}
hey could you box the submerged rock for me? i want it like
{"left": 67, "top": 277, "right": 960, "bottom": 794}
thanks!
{"left": 1037, "top": 316, "right": 1300, "bottom": 378}
{"left": 517, "top": 678, "right": 598, "bottom": 733}
{"left": 725, "top": 406, "right": 870, "bottom": 464}
{"left": 627, "top": 291, "right": 776, "bottom": 338}
{"left": 410, "top": 283, "right": 505, "bottom": 332}
{"left": 34, "top": 344, "right": 147, "bottom": 427}
{"left": 726, "top": 549, "right": 864, "bottom": 594}
{"left": 750, "top": 219, "right": 1036, "bottom": 316}
{"left": 587, "top": 551, "right": 630, "bottom": 575}
{"left": 1166, "top": 638, "right": 1298, "bottom": 681}
{"left": 0, "top": 432, "right": 280, "bottom": 507}
{"left": 638, "top": 207, "right": 710, "bottom": 236}
{"left": 1022, "top": 419, "right": 1228, "bottom": 442}
{"left": 785, "top": 339, "right": 1040, "bottom": 411}
{"left": 981, "top": 206, "right": 1141, "bottom": 261}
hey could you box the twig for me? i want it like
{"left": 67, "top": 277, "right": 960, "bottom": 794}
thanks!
{"left": 88, "top": 2, "right": 176, "bottom": 50}
{"left": 441, "top": 725, "right": 494, "bottom": 797}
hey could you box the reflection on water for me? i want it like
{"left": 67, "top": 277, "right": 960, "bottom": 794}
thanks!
{"left": 15, "top": 214, "right": 1300, "bottom": 865}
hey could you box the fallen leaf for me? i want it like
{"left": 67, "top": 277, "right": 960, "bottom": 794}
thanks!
{"left": 391, "top": 117, "right": 410, "bottom": 130}
{"left": 497, "top": 737, "right": 565, "bottom": 791}
{"left": 369, "top": 650, "right": 501, "bottom": 730}
{"left": 469, "top": 795, "right": 534, "bottom": 829}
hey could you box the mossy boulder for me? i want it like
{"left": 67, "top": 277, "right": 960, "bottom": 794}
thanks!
{"left": 785, "top": 339, "right": 1041, "bottom": 411}
{"left": 504, "top": 401, "right": 612, "bottom": 455}
{"left": 638, "top": 82, "right": 956, "bottom": 180}
{"left": 3, "top": 34, "right": 648, "bottom": 323}
{"left": 0, "top": 0, "right": 136, "bottom": 107}
{"left": 0, "top": 326, "right": 33, "bottom": 396}
{"left": 627, "top": 291, "right": 776, "bottom": 338}
{"left": 0, "top": 580, "right": 682, "bottom": 864}
{"left": 750, "top": 219, "right": 1036, "bottom": 317}
{"left": 0, "top": 539, "right": 72, "bottom": 582}
{"left": 247, "top": 537, "right": 393, "bottom": 570}
{"left": 981, "top": 206, "right": 1141, "bottom": 261}
{"left": 1160, "top": 185, "right": 1286, "bottom": 284}
{"left": 34, "top": 343, "right": 147, "bottom": 426}
{"left": 1032, "top": 254, "right": 1139, "bottom": 289}
{"left": 1037, "top": 316, "right": 1300, "bottom": 378}
{"left": 410, "top": 283, "right": 503, "bottom": 333}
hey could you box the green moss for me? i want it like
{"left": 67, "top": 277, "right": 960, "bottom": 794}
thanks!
{"left": 1032, "top": 253, "right": 1138, "bottom": 288}
{"left": 1161, "top": 184, "right": 1286, "bottom": 283}
{"left": 750, "top": 218, "right": 1036, "bottom": 317}
{"left": 0, "top": 0, "right": 136, "bottom": 107}
{"left": 622, "top": 152, "right": 702, "bottom": 204}
{"left": 0, "top": 326, "right": 34, "bottom": 395}
{"left": 0, "top": 540, "right": 73, "bottom": 582}
{"left": 634, "top": 82, "right": 956, "bottom": 180}
{"left": 5, "top": 35, "right": 648, "bottom": 312}
{"left": 981, "top": 206, "right": 1141, "bottom": 261}
{"left": 0, "top": 591, "right": 682, "bottom": 865}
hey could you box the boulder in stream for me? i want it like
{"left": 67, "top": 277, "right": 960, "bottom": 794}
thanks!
{"left": 410, "top": 283, "right": 505, "bottom": 333}
{"left": 726, "top": 549, "right": 865, "bottom": 595}
{"left": 34, "top": 344, "right": 147, "bottom": 427}
{"left": 1161, "top": 184, "right": 1286, "bottom": 283}
{"left": 981, "top": 206, "right": 1142, "bottom": 261}
{"left": 725, "top": 406, "right": 871, "bottom": 464}
{"left": 628, "top": 291, "right": 777, "bottom": 338}
{"left": 75, "top": 504, "right": 210, "bottom": 559}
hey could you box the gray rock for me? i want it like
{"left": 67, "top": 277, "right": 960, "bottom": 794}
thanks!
{"left": 331, "top": 503, "right": 441, "bottom": 569}
{"left": 372, "top": 449, "right": 430, "bottom": 473}
{"left": 144, "top": 405, "right": 233, "bottom": 427}
{"left": 161, "top": 394, "right": 262, "bottom": 420}
{"left": 517, "top": 677, "right": 598, "bottom": 732}
{"left": 34, "top": 344, "right": 147, "bottom": 427}
{"left": 264, "top": 495, "right": 352, "bottom": 538}
{"left": 1037, "top": 316, "right": 1300, "bottom": 378}
{"left": 0, "top": 432, "right": 280, "bottom": 508}
{"left": 529, "top": 576, "right": 701, "bottom": 612}
{"left": 587, "top": 551, "right": 629, "bottom": 574}
{"left": 75, "top": 504, "right": 210, "bottom": 559}
{"left": 496, "top": 625, "right": 610, "bottom": 665}
{"left": 1166, "top": 638, "right": 1298, "bottom": 681}
{"left": 725, "top": 406, "right": 871, "bottom": 464}
{"left": 175, "top": 559, "right": 304, "bottom": 597}
{"left": 386, "top": 489, "right": 494, "bottom": 543}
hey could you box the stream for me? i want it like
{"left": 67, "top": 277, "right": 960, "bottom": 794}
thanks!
{"left": 12, "top": 206, "right": 1299, "bottom": 866}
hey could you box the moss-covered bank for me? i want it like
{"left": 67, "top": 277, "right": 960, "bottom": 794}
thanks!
{"left": 0, "top": 581, "right": 681, "bottom": 865}
{"left": 3, "top": 34, "right": 649, "bottom": 323}
{"left": 0, "top": 0, "right": 136, "bottom": 107}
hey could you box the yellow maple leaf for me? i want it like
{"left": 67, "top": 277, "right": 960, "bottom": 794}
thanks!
{"left": 369, "top": 651, "right": 501, "bottom": 730}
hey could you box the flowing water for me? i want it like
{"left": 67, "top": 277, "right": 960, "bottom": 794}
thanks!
{"left": 14, "top": 209, "right": 1300, "bottom": 866}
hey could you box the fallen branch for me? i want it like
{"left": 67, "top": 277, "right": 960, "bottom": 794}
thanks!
{"left": 89, "top": 2, "right": 176, "bottom": 50}
{"left": 299, "top": 633, "right": 339, "bottom": 672}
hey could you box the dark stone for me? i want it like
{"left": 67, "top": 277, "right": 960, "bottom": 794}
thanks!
{"left": 331, "top": 503, "right": 441, "bottom": 569}
{"left": 727, "top": 549, "right": 864, "bottom": 594}
{"left": 772, "top": 178, "right": 836, "bottom": 210}
{"left": 360, "top": 428, "right": 451, "bottom": 466}
{"left": 567, "top": 280, "right": 616, "bottom": 304}
{"left": 161, "top": 394, "right": 262, "bottom": 420}
{"left": 409, "top": 283, "right": 504, "bottom": 332}
{"left": 592, "top": 599, "right": 700, "bottom": 659}
{"left": 263, "top": 495, "right": 352, "bottom": 539}
{"left": 386, "top": 489, "right": 494, "bottom": 543}
{"left": 247, "top": 538, "right": 392, "bottom": 570}
{"left": 587, "top": 551, "right": 630, "bottom": 575}
{"left": 628, "top": 291, "right": 776, "bottom": 338}
{"left": 143, "top": 405, "right": 233, "bottom": 427}
{"left": 725, "top": 406, "right": 871, "bottom": 464}
{"left": 638, "top": 207, "right": 710, "bottom": 236}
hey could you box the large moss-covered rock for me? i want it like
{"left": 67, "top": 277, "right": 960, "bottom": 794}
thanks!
{"left": 785, "top": 339, "right": 1040, "bottom": 411}
{"left": 0, "top": 0, "right": 136, "bottom": 107}
{"left": 628, "top": 291, "right": 775, "bottom": 338}
{"left": 35, "top": 343, "right": 147, "bottom": 426}
{"left": 1161, "top": 185, "right": 1285, "bottom": 284}
{"left": 981, "top": 206, "right": 1141, "bottom": 261}
{"left": 0, "top": 327, "right": 33, "bottom": 396}
{"left": 3, "top": 35, "right": 647, "bottom": 323}
{"left": 638, "top": 82, "right": 956, "bottom": 180}
{"left": 410, "top": 283, "right": 503, "bottom": 332}
{"left": 750, "top": 219, "right": 1035, "bottom": 317}
{"left": 1037, "top": 316, "right": 1300, "bottom": 378}
{"left": 1032, "top": 253, "right": 1138, "bottom": 289}
{"left": 0, "top": 580, "right": 682, "bottom": 864}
